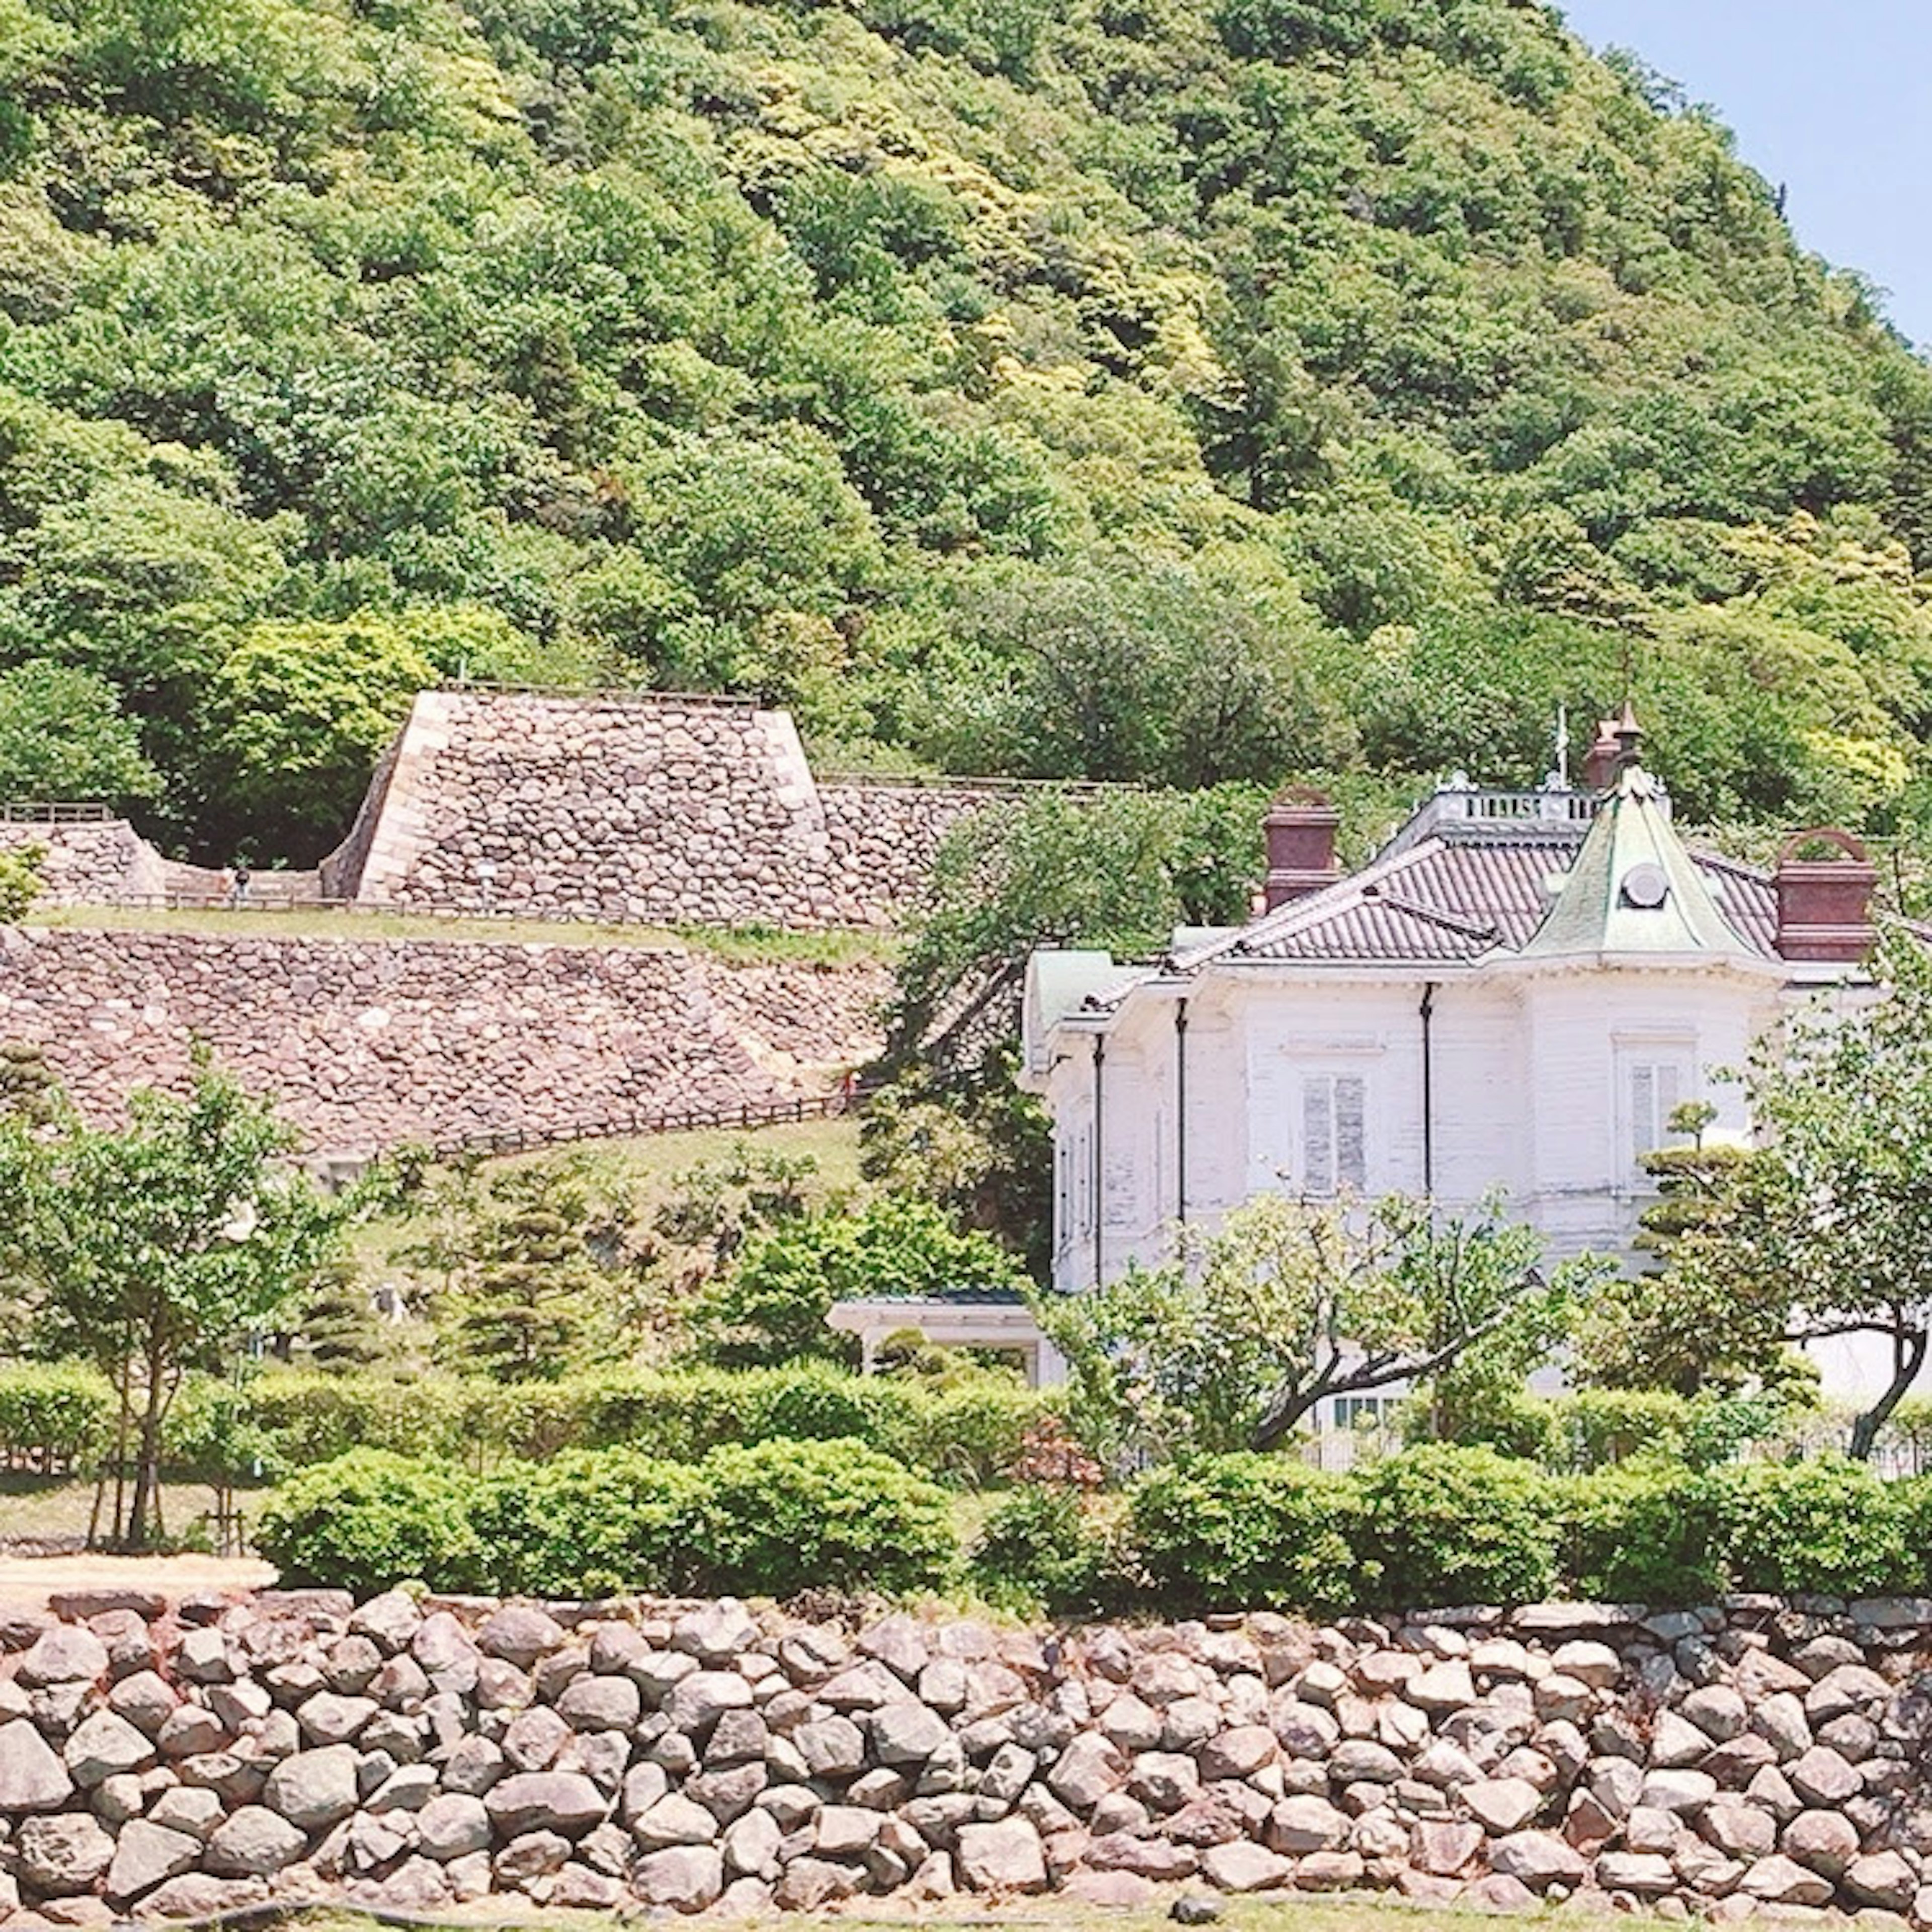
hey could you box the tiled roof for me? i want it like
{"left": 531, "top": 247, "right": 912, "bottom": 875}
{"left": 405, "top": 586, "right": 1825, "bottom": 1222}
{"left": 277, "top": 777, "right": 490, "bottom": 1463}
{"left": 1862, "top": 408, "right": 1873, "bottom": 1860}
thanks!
{"left": 1167, "top": 821, "right": 1779, "bottom": 976}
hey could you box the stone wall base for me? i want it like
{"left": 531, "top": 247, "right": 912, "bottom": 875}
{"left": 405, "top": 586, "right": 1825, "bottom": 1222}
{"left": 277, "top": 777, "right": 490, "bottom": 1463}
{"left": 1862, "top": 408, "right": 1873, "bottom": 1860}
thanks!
{"left": 1, "top": 1588, "right": 1929, "bottom": 1922}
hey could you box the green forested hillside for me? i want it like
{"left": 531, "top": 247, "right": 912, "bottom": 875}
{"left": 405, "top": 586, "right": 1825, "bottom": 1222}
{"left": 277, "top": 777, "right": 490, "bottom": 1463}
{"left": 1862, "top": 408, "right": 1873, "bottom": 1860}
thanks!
{"left": 5, "top": 0, "right": 1932, "bottom": 860}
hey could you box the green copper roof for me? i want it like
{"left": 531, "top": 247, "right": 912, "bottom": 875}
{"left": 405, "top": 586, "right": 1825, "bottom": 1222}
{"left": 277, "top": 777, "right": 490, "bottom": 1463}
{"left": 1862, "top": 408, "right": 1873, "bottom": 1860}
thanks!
{"left": 1522, "top": 764, "right": 1750, "bottom": 959}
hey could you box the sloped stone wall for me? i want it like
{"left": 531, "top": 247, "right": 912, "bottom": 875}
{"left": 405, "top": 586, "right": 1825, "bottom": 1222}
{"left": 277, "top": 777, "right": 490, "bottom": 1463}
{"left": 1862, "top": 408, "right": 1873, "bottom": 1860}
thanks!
{"left": 0, "top": 823, "right": 165, "bottom": 907}
{"left": 333, "top": 692, "right": 1003, "bottom": 928}
{"left": 1, "top": 1590, "right": 1929, "bottom": 1923}
{"left": 0, "top": 927, "right": 887, "bottom": 1154}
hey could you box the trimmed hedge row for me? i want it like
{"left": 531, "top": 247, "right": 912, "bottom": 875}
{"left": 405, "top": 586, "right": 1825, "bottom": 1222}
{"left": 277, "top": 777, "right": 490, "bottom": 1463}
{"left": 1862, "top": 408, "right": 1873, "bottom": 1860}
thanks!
{"left": 0, "top": 1363, "right": 1052, "bottom": 1490}
{"left": 257, "top": 1440, "right": 1932, "bottom": 1612}
{"left": 256, "top": 1439, "right": 957, "bottom": 1599}
{"left": 995, "top": 1446, "right": 1932, "bottom": 1615}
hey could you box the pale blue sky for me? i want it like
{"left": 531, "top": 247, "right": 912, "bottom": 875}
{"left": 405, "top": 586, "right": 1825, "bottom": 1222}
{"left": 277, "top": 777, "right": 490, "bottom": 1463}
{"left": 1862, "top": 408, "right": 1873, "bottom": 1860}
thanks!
{"left": 1558, "top": 0, "right": 1929, "bottom": 349}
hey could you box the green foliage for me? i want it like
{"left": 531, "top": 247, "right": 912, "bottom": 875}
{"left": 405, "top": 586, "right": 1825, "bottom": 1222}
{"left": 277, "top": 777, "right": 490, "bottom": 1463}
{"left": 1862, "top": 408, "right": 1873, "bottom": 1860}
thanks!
{"left": 261, "top": 1437, "right": 956, "bottom": 1597}
{"left": 1559, "top": 1461, "right": 1723, "bottom": 1604}
{"left": 1039, "top": 1192, "right": 1594, "bottom": 1459}
{"left": 255, "top": 1448, "right": 485, "bottom": 1596}
{"left": 214, "top": 1362, "right": 1054, "bottom": 1487}
{"left": 0, "top": 1360, "right": 113, "bottom": 1468}
{"left": 0, "top": 663, "right": 157, "bottom": 806}
{"left": 2, "top": 0, "right": 1931, "bottom": 855}
{"left": 970, "top": 1484, "right": 1106, "bottom": 1615}
{"left": 2, "top": 1056, "right": 342, "bottom": 1545}
{"left": 1699, "top": 1457, "right": 1910, "bottom": 1597}
{"left": 694, "top": 1194, "right": 1029, "bottom": 1369}
{"left": 0, "top": 844, "right": 41, "bottom": 922}
{"left": 689, "top": 1436, "right": 958, "bottom": 1598}
{"left": 1353, "top": 1444, "right": 1559, "bottom": 1608}
{"left": 1653, "top": 932, "right": 1932, "bottom": 1458}
{"left": 1129, "top": 1454, "right": 1362, "bottom": 1615}
{"left": 472, "top": 1449, "right": 704, "bottom": 1597}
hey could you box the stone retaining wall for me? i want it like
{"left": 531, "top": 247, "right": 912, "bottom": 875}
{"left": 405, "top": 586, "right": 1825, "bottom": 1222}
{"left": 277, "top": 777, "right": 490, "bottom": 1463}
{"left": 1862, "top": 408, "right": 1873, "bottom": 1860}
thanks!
{"left": 0, "top": 928, "right": 887, "bottom": 1154}
{"left": 0, "top": 825, "right": 163, "bottom": 907}
{"left": 335, "top": 691, "right": 1004, "bottom": 928}
{"left": 1, "top": 1589, "right": 1929, "bottom": 1924}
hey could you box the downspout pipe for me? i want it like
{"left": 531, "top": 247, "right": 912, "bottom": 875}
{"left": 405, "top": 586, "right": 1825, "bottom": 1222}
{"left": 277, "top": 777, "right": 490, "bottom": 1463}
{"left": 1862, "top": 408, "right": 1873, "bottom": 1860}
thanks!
{"left": 1174, "top": 999, "right": 1189, "bottom": 1230}
{"left": 1092, "top": 1036, "right": 1106, "bottom": 1290}
{"left": 1420, "top": 982, "right": 1437, "bottom": 1196}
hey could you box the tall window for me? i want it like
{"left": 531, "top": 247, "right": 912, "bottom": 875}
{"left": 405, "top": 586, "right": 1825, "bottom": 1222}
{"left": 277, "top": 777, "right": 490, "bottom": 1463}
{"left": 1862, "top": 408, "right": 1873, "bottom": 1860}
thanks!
{"left": 1627, "top": 1059, "right": 1687, "bottom": 1171}
{"left": 1303, "top": 1073, "right": 1366, "bottom": 1195}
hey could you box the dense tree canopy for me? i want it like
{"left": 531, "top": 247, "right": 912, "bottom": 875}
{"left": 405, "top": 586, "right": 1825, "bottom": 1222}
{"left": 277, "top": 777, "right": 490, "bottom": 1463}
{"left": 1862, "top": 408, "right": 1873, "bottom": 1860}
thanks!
{"left": 3, "top": 0, "right": 1931, "bottom": 858}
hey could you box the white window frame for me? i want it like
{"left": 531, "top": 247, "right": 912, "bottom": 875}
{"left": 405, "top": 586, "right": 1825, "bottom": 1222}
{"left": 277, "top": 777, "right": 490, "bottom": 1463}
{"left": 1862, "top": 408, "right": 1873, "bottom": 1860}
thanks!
{"left": 1301, "top": 1071, "right": 1367, "bottom": 1197}
{"left": 1616, "top": 1038, "right": 1697, "bottom": 1186}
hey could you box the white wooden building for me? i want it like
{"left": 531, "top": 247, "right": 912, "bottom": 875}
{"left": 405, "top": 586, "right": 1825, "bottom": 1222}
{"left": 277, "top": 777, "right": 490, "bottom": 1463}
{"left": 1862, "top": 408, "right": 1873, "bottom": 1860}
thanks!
{"left": 1020, "top": 714, "right": 1894, "bottom": 1410}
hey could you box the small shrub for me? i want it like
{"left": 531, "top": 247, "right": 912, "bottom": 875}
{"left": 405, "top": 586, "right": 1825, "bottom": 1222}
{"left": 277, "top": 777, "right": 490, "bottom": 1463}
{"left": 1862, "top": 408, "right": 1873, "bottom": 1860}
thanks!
{"left": 691, "top": 1437, "right": 957, "bottom": 1598}
{"left": 255, "top": 1450, "right": 482, "bottom": 1596}
{"left": 1551, "top": 1389, "right": 1694, "bottom": 1471}
{"left": 1354, "top": 1444, "right": 1558, "bottom": 1608}
{"left": 1701, "top": 1457, "right": 1909, "bottom": 1597}
{"left": 1560, "top": 1460, "right": 1723, "bottom": 1604}
{"left": 1129, "top": 1454, "right": 1362, "bottom": 1615}
{"left": 0, "top": 1361, "right": 114, "bottom": 1470}
{"left": 472, "top": 1451, "right": 704, "bottom": 1597}
{"left": 971, "top": 1486, "right": 1103, "bottom": 1614}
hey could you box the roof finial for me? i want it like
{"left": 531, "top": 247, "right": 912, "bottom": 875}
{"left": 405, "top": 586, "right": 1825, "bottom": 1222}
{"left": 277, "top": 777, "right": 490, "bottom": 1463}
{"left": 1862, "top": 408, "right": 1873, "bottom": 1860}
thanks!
{"left": 1614, "top": 697, "right": 1642, "bottom": 770}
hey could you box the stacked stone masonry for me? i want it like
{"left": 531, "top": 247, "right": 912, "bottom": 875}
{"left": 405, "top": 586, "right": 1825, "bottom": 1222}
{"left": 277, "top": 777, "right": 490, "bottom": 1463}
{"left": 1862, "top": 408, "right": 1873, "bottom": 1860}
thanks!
{"left": 4, "top": 1590, "right": 1932, "bottom": 1925}
{"left": 334, "top": 691, "right": 1002, "bottom": 928}
{"left": 0, "top": 928, "right": 887, "bottom": 1154}
{"left": 0, "top": 825, "right": 163, "bottom": 908}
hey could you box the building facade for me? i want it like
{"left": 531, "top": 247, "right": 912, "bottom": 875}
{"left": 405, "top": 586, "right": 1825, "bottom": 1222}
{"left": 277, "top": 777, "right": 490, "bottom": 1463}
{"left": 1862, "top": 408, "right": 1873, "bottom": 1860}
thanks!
{"left": 1021, "top": 716, "right": 1892, "bottom": 1408}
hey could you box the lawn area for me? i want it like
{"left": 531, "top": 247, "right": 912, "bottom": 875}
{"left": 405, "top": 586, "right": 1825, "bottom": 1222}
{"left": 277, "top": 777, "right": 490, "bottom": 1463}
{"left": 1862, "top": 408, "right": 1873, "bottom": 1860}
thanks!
{"left": 482, "top": 1113, "right": 865, "bottom": 1196}
{"left": 0, "top": 1470, "right": 249, "bottom": 1551}
{"left": 29, "top": 902, "right": 897, "bottom": 967}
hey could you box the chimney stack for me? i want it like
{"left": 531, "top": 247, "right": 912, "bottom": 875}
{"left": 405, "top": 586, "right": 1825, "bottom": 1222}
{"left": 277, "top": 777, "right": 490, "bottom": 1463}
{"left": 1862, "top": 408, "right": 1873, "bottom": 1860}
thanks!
{"left": 1263, "top": 788, "right": 1341, "bottom": 912}
{"left": 1582, "top": 701, "right": 1642, "bottom": 790}
{"left": 1774, "top": 828, "right": 1878, "bottom": 963}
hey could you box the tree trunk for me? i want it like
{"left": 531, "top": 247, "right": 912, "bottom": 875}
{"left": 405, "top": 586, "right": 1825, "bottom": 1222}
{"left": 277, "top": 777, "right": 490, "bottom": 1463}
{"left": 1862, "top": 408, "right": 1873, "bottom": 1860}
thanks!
{"left": 126, "top": 1340, "right": 169, "bottom": 1550}
{"left": 1849, "top": 1324, "right": 1928, "bottom": 1463}
{"left": 1251, "top": 1385, "right": 1319, "bottom": 1451}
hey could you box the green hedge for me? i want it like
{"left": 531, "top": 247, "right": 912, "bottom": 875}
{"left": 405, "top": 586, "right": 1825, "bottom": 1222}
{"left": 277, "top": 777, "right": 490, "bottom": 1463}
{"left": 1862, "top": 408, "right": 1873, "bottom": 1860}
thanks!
{"left": 258, "top": 1437, "right": 959, "bottom": 1599}
{"left": 976, "top": 1446, "right": 1932, "bottom": 1618}
{"left": 0, "top": 1363, "right": 114, "bottom": 1469}
{"left": 238, "top": 1365, "right": 1048, "bottom": 1486}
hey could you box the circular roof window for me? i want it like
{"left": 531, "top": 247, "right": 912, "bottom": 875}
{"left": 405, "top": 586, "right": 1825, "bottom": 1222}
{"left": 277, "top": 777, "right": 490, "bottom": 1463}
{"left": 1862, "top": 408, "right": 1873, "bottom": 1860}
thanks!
{"left": 1622, "top": 861, "right": 1670, "bottom": 909}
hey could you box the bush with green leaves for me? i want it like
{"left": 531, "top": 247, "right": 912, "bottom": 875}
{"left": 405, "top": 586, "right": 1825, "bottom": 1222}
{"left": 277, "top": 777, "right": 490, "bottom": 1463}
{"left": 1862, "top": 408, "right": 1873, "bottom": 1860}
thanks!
{"left": 255, "top": 1450, "right": 484, "bottom": 1596}
{"left": 1128, "top": 1454, "right": 1362, "bottom": 1615}
{"left": 1559, "top": 1462, "right": 1724, "bottom": 1604}
{"left": 1353, "top": 1445, "right": 1559, "bottom": 1608}
{"left": 472, "top": 1451, "right": 705, "bottom": 1598}
{"left": 0, "top": 1361, "right": 113, "bottom": 1470}
{"left": 1700, "top": 1457, "right": 1910, "bottom": 1597}
{"left": 233, "top": 1364, "right": 1053, "bottom": 1488}
{"left": 970, "top": 1486, "right": 1107, "bottom": 1615}
{"left": 690, "top": 1437, "right": 958, "bottom": 1598}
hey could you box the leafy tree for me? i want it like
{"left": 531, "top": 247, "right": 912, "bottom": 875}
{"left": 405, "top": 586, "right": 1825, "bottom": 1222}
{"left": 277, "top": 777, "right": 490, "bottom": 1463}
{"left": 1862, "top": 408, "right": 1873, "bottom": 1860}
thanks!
{"left": 290, "top": 1259, "right": 388, "bottom": 1373}
{"left": 1036, "top": 1192, "right": 1603, "bottom": 1460}
{"left": 1, "top": 1057, "right": 341, "bottom": 1546}
{"left": 1655, "top": 931, "right": 1932, "bottom": 1459}
{"left": 693, "top": 1193, "right": 1030, "bottom": 1368}
{"left": 0, "top": 662, "right": 158, "bottom": 806}
{"left": 448, "top": 1181, "right": 598, "bottom": 1382}
{"left": 887, "top": 785, "right": 1263, "bottom": 1077}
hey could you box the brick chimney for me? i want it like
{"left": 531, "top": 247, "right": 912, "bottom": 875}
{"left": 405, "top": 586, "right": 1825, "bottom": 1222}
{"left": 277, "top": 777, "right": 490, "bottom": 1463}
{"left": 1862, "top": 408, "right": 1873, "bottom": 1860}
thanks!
{"left": 1774, "top": 828, "right": 1879, "bottom": 963}
{"left": 1263, "top": 788, "right": 1341, "bottom": 911}
{"left": 1582, "top": 700, "right": 1642, "bottom": 790}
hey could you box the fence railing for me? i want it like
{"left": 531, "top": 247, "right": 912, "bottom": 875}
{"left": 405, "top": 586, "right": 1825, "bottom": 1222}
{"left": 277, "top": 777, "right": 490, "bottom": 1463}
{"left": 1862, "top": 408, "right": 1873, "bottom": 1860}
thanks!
{"left": 423, "top": 1089, "right": 863, "bottom": 1161}
{"left": 2, "top": 802, "right": 113, "bottom": 824}
{"left": 439, "top": 680, "right": 762, "bottom": 709}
